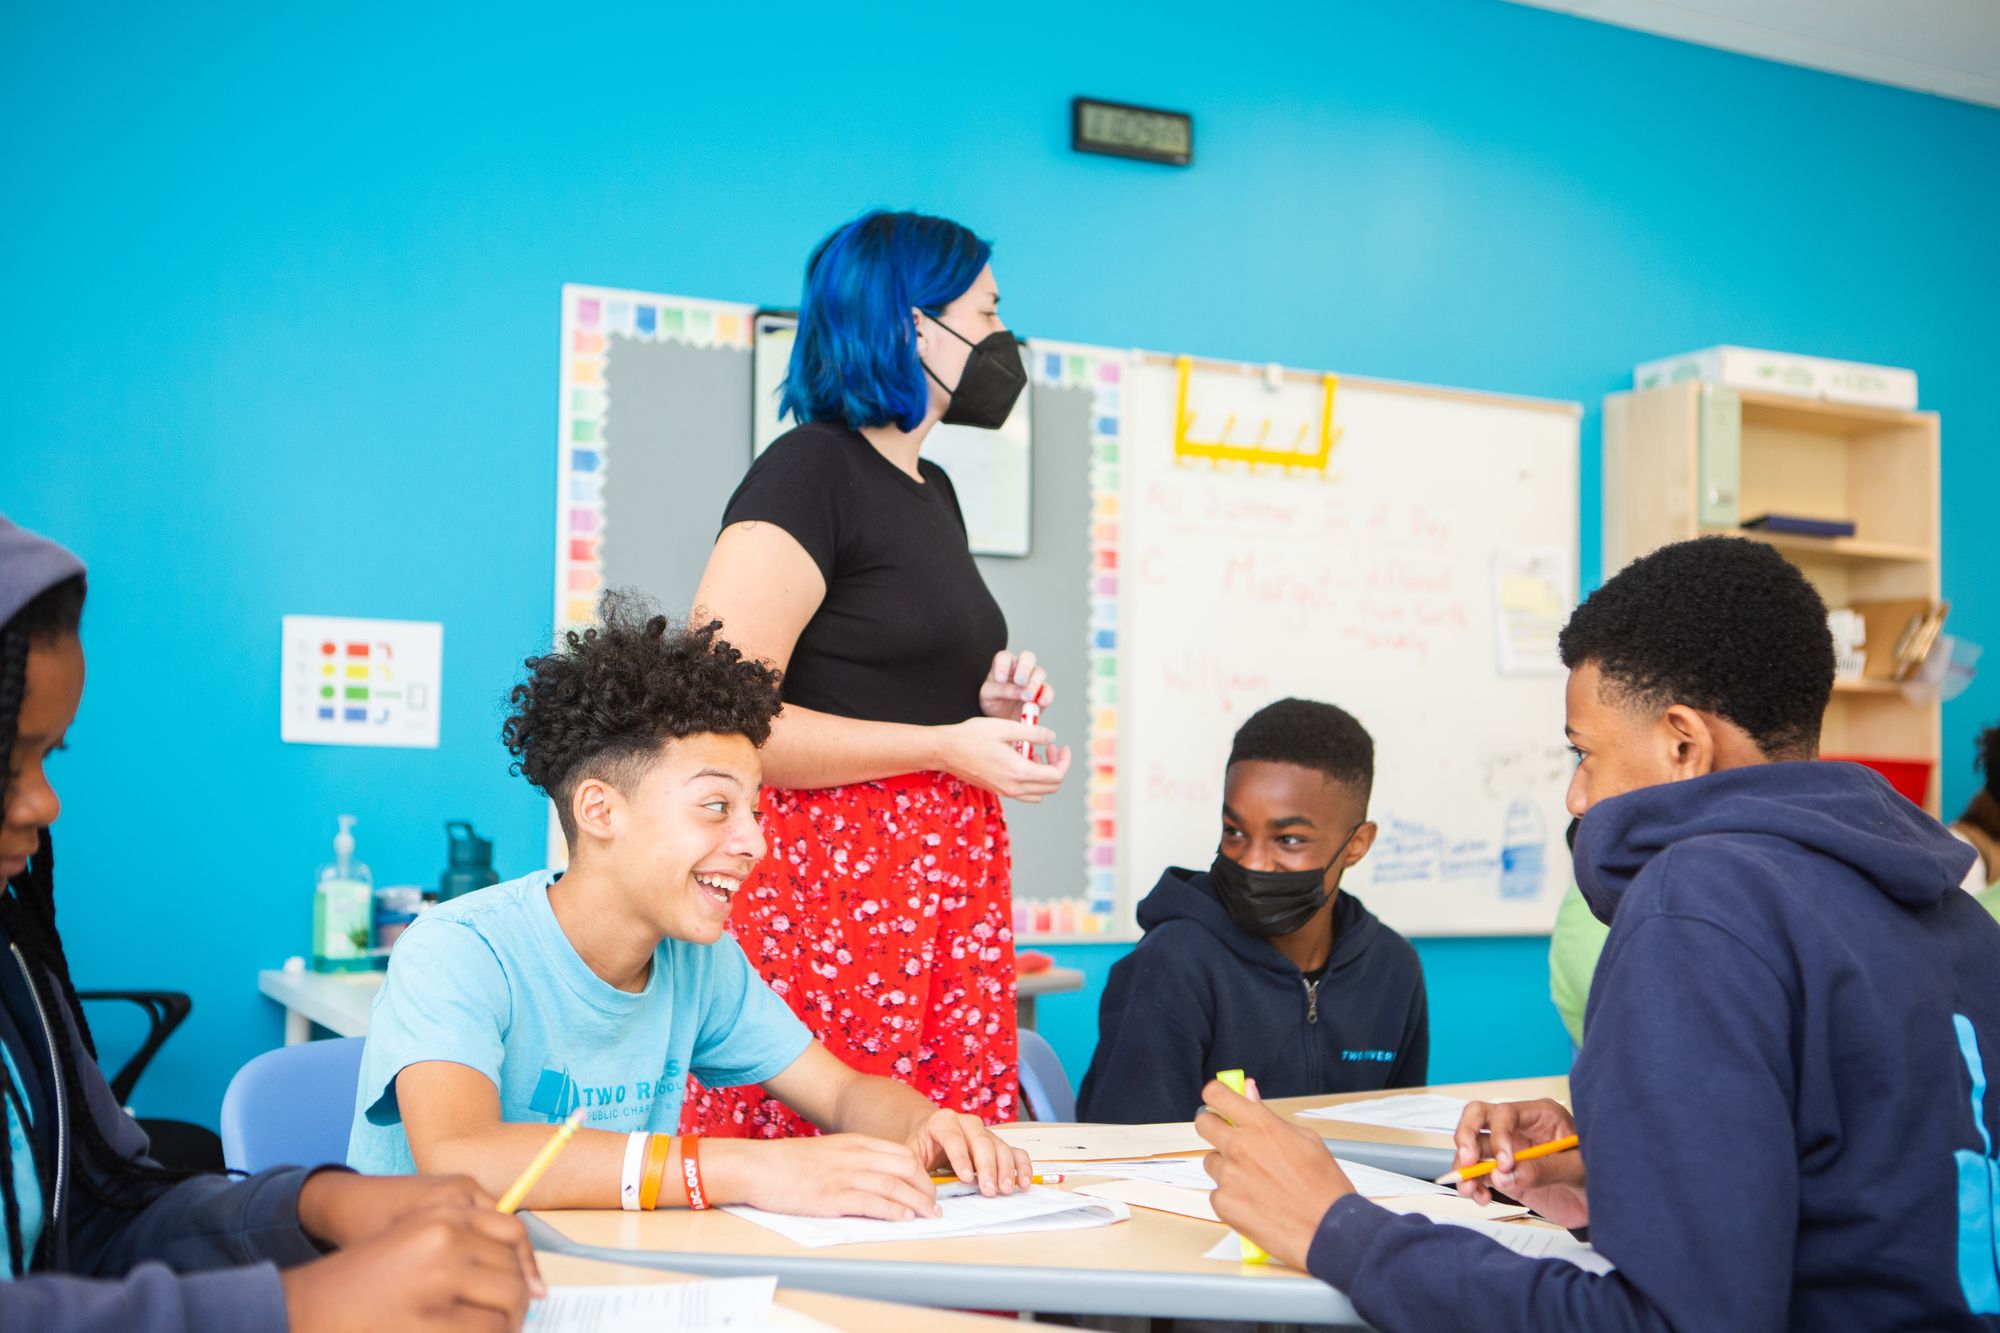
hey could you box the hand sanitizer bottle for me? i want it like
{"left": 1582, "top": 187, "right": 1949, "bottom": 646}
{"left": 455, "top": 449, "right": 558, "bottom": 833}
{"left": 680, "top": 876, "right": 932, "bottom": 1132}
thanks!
{"left": 312, "top": 815, "right": 375, "bottom": 973}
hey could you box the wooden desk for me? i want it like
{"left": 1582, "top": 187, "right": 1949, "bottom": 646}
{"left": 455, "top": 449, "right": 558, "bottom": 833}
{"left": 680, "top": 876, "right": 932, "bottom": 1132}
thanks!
{"left": 526, "top": 1192, "right": 1349, "bottom": 1325}
{"left": 534, "top": 1252, "right": 1012, "bottom": 1330}
{"left": 260, "top": 963, "right": 1086, "bottom": 1045}
{"left": 525, "top": 1077, "right": 1568, "bottom": 1324}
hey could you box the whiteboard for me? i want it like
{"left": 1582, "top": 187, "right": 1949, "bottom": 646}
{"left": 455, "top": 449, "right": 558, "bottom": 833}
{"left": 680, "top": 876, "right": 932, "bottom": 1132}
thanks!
{"left": 1117, "top": 355, "right": 1581, "bottom": 935}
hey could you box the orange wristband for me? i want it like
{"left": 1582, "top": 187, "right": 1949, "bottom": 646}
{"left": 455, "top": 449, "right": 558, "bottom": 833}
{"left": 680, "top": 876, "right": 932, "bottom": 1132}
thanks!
{"left": 638, "top": 1133, "right": 673, "bottom": 1210}
{"left": 681, "top": 1134, "right": 707, "bottom": 1210}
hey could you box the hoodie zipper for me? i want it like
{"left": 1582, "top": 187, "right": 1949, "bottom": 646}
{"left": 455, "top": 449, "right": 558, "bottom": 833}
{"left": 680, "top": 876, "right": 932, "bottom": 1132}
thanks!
{"left": 11, "top": 944, "right": 66, "bottom": 1230}
{"left": 1303, "top": 976, "right": 1321, "bottom": 1024}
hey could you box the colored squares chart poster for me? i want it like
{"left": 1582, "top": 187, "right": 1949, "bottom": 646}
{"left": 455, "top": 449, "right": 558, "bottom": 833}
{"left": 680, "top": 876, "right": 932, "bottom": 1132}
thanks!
{"left": 281, "top": 616, "right": 443, "bottom": 748}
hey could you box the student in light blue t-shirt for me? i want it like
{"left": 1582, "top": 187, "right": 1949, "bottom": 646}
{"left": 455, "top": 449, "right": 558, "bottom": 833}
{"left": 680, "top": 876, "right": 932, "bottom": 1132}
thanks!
{"left": 349, "top": 594, "right": 1031, "bottom": 1219}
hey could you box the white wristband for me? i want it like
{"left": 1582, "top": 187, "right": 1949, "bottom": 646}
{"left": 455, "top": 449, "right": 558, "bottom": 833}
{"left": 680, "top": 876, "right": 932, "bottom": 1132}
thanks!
{"left": 620, "top": 1129, "right": 648, "bottom": 1211}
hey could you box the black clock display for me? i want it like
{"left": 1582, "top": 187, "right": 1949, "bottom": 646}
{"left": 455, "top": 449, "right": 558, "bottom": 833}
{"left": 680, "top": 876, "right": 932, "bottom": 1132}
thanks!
{"left": 1072, "top": 97, "right": 1193, "bottom": 166}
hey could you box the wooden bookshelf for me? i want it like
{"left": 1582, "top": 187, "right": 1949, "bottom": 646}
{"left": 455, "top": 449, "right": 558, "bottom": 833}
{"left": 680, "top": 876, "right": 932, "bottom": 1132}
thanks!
{"left": 1603, "top": 383, "right": 1942, "bottom": 813}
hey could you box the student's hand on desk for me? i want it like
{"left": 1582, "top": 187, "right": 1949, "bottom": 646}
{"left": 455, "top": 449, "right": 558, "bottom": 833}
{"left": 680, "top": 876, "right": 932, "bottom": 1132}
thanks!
{"left": 1196, "top": 1079, "right": 1354, "bottom": 1272}
{"left": 281, "top": 1201, "right": 537, "bottom": 1332}
{"left": 980, "top": 649, "right": 1051, "bottom": 721}
{"left": 706, "top": 1133, "right": 942, "bottom": 1220}
{"left": 908, "top": 1108, "right": 1035, "bottom": 1196}
{"left": 1452, "top": 1098, "right": 1589, "bottom": 1229}
{"left": 935, "top": 716, "right": 1072, "bottom": 802}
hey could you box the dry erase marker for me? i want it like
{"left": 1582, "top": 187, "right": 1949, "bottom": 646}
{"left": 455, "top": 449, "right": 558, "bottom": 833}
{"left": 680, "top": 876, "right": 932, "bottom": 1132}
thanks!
{"left": 931, "top": 1171, "right": 1065, "bottom": 1185}
{"left": 1017, "top": 685, "right": 1046, "bottom": 759}
{"left": 496, "top": 1106, "right": 587, "bottom": 1213}
{"left": 1214, "top": 1069, "right": 1270, "bottom": 1264}
{"left": 1433, "top": 1133, "right": 1580, "bottom": 1185}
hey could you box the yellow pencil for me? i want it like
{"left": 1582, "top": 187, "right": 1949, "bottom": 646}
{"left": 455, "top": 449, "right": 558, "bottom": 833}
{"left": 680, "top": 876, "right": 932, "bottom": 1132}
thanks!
{"left": 1433, "top": 1133, "right": 1580, "bottom": 1185}
{"left": 497, "top": 1107, "right": 588, "bottom": 1213}
{"left": 931, "top": 1171, "right": 1065, "bottom": 1185}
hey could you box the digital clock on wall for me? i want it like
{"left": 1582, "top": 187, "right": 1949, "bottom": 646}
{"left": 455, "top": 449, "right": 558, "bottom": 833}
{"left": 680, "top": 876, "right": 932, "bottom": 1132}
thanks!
{"left": 1072, "top": 97, "right": 1193, "bottom": 166}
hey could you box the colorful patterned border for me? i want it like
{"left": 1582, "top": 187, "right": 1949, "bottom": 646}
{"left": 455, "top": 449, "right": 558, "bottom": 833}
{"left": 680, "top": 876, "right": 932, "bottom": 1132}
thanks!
{"left": 553, "top": 284, "right": 755, "bottom": 637}
{"left": 1013, "top": 342, "right": 1130, "bottom": 941}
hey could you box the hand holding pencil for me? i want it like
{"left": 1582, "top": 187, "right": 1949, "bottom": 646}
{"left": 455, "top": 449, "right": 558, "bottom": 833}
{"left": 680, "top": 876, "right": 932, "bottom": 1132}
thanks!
{"left": 1448, "top": 1098, "right": 1590, "bottom": 1230}
{"left": 1434, "top": 1133, "right": 1579, "bottom": 1184}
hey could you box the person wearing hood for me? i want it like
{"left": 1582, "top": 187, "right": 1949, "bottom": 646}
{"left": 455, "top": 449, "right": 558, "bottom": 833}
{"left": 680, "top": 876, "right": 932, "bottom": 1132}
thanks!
{"left": 1076, "top": 698, "right": 1426, "bottom": 1124}
{"left": 0, "top": 516, "right": 541, "bottom": 1331}
{"left": 1198, "top": 535, "right": 2000, "bottom": 1331}
{"left": 1948, "top": 724, "right": 2000, "bottom": 924}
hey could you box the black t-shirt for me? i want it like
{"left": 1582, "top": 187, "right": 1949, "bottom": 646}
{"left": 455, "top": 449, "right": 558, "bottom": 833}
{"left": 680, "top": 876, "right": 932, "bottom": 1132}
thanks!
{"left": 720, "top": 422, "right": 1007, "bottom": 727}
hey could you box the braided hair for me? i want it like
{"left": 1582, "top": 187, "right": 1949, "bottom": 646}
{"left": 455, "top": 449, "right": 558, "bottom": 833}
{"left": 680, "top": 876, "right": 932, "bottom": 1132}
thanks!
{"left": 0, "top": 574, "right": 190, "bottom": 1276}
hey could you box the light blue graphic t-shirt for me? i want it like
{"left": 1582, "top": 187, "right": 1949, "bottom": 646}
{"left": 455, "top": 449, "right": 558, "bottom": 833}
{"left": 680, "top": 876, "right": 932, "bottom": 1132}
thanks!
{"left": 0, "top": 1044, "right": 41, "bottom": 1279}
{"left": 347, "top": 869, "right": 812, "bottom": 1175}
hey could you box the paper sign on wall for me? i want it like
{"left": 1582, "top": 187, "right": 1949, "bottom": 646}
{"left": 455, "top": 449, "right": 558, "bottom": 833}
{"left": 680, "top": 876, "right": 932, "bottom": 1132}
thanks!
{"left": 1491, "top": 546, "right": 1572, "bottom": 675}
{"left": 281, "top": 615, "right": 443, "bottom": 748}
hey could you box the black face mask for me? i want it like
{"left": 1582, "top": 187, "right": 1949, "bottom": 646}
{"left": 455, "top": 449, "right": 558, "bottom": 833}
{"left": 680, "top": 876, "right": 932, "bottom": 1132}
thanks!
{"left": 920, "top": 311, "right": 1027, "bottom": 429}
{"left": 1566, "top": 817, "right": 1581, "bottom": 855}
{"left": 1210, "top": 825, "right": 1364, "bottom": 939}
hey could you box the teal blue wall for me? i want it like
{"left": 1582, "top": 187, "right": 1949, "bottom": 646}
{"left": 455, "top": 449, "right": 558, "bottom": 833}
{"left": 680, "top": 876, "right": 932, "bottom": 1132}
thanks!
{"left": 6, "top": 1, "right": 1996, "bottom": 1121}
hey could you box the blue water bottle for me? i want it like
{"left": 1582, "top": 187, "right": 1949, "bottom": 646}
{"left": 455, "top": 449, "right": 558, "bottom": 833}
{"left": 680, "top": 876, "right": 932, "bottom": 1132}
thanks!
{"left": 438, "top": 821, "right": 499, "bottom": 902}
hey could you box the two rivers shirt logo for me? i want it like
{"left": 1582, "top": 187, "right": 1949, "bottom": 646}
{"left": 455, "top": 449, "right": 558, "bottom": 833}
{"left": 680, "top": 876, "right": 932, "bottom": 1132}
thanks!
{"left": 1952, "top": 1014, "right": 2000, "bottom": 1313}
{"left": 528, "top": 1060, "right": 685, "bottom": 1124}
{"left": 1340, "top": 1049, "right": 1396, "bottom": 1063}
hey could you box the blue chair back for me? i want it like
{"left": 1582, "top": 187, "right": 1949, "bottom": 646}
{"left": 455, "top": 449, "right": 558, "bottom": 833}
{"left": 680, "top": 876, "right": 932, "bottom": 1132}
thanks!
{"left": 1016, "top": 1028, "right": 1076, "bottom": 1122}
{"left": 220, "top": 1037, "right": 366, "bottom": 1172}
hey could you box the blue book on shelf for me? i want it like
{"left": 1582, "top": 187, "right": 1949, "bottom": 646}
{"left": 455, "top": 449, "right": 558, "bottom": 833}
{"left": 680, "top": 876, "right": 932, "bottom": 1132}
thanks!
{"left": 1742, "top": 514, "right": 1857, "bottom": 540}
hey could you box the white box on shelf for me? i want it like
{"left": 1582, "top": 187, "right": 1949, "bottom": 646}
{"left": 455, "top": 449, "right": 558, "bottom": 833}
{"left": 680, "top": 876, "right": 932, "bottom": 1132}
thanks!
{"left": 1634, "top": 346, "right": 1916, "bottom": 410}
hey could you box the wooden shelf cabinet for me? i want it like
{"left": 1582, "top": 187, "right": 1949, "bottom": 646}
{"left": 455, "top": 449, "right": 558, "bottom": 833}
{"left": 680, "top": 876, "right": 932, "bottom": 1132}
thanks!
{"left": 1603, "top": 383, "right": 1942, "bottom": 813}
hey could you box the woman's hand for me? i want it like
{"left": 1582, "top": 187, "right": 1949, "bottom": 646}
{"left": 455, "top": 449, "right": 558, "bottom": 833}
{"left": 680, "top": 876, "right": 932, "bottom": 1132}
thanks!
{"left": 704, "top": 1133, "right": 942, "bottom": 1220}
{"left": 935, "top": 717, "right": 1071, "bottom": 801}
{"left": 979, "top": 650, "right": 1051, "bottom": 721}
{"left": 908, "top": 1110, "right": 1033, "bottom": 1197}
{"left": 281, "top": 1200, "right": 538, "bottom": 1333}
{"left": 1450, "top": 1098, "right": 1589, "bottom": 1229}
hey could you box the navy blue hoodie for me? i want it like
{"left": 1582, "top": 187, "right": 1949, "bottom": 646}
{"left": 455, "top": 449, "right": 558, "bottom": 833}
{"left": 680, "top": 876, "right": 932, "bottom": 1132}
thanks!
{"left": 1076, "top": 868, "right": 1426, "bottom": 1123}
{"left": 0, "top": 915, "right": 323, "bottom": 1330}
{"left": 1307, "top": 761, "right": 2000, "bottom": 1331}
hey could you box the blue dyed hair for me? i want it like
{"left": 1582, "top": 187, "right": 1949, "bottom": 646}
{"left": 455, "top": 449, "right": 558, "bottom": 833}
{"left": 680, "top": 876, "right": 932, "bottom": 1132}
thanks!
{"left": 779, "top": 210, "right": 993, "bottom": 432}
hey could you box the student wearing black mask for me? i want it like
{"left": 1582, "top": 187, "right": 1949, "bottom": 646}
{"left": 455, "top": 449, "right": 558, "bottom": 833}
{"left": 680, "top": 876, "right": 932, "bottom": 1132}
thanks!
{"left": 1076, "top": 698, "right": 1427, "bottom": 1123}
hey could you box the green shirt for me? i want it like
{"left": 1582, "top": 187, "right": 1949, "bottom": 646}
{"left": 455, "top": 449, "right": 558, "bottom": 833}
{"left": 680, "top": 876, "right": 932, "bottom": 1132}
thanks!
{"left": 1548, "top": 881, "right": 1609, "bottom": 1048}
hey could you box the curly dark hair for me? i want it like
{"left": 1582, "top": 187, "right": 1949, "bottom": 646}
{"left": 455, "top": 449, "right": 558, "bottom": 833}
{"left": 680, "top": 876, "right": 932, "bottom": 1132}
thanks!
{"left": 503, "top": 591, "right": 783, "bottom": 841}
{"left": 1974, "top": 725, "right": 2000, "bottom": 802}
{"left": 1228, "top": 697, "right": 1375, "bottom": 805}
{"left": 1558, "top": 535, "right": 1833, "bottom": 760}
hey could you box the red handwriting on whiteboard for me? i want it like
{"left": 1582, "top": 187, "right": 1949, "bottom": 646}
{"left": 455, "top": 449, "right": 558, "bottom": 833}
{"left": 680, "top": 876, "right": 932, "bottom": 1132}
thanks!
{"left": 1220, "top": 553, "right": 1337, "bottom": 630}
{"left": 1158, "top": 651, "right": 1273, "bottom": 715}
{"left": 1146, "top": 762, "right": 1220, "bottom": 810}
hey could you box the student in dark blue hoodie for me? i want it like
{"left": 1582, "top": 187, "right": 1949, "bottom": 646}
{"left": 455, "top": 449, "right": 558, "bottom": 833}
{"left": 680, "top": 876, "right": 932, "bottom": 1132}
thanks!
{"left": 0, "top": 517, "right": 541, "bottom": 1332}
{"left": 1198, "top": 535, "right": 2000, "bottom": 1331}
{"left": 1076, "top": 698, "right": 1426, "bottom": 1123}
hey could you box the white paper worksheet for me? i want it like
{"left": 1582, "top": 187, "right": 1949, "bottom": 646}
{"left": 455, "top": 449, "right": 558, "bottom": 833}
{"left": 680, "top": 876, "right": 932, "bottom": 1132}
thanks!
{"left": 1064, "top": 1154, "right": 1451, "bottom": 1199}
{"left": 725, "top": 1184, "right": 1129, "bottom": 1249}
{"left": 524, "top": 1276, "right": 776, "bottom": 1330}
{"left": 1299, "top": 1093, "right": 1473, "bottom": 1135}
{"left": 994, "top": 1121, "right": 1211, "bottom": 1160}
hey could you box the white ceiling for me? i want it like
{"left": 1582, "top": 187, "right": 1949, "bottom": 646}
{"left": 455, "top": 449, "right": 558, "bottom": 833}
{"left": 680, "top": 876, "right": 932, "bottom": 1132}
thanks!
{"left": 1500, "top": 0, "right": 2000, "bottom": 108}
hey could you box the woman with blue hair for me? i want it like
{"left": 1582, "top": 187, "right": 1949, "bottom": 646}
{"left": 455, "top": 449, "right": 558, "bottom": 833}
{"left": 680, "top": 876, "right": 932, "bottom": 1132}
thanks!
{"left": 683, "top": 211, "right": 1070, "bottom": 1139}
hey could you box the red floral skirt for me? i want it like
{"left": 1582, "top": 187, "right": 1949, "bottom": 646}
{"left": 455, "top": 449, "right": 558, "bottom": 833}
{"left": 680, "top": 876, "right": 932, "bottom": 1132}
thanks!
{"left": 680, "top": 771, "right": 1020, "bottom": 1137}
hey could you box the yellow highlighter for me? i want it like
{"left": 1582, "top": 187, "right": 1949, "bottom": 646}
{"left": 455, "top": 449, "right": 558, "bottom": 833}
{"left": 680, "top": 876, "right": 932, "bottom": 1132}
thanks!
{"left": 1215, "top": 1069, "right": 1269, "bottom": 1265}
